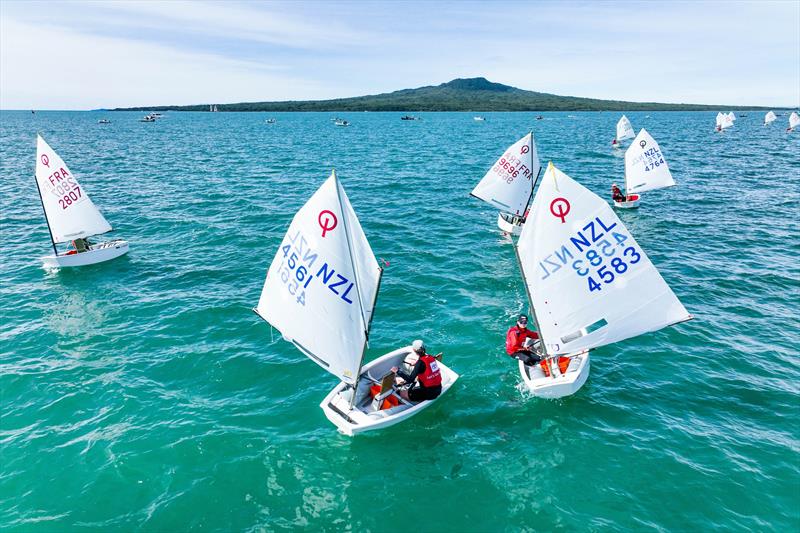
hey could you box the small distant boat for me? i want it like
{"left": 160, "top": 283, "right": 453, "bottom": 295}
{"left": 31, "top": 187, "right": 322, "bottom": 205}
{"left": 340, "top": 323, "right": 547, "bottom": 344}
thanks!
{"left": 334, "top": 119, "right": 350, "bottom": 127}
{"left": 715, "top": 112, "right": 734, "bottom": 132}
{"left": 612, "top": 115, "right": 634, "bottom": 149}
{"left": 254, "top": 170, "right": 459, "bottom": 435}
{"left": 764, "top": 111, "right": 777, "bottom": 126}
{"left": 535, "top": 116, "right": 543, "bottom": 120}
{"left": 514, "top": 162, "right": 691, "bottom": 398}
{"left": 471, "top": 132, "right": 541, "bottom": 236}
{"left": 567, "top": 115, "right": 577, "bottom": 118}
{"left": 613, "top": 129, "right": 675, "bottom": 209}
{"left": 473, "top": 116, "right": 486, "bottom": 121}
{"left": 789, "top": 112, "right": 800, "bottom": 132}
{"left": 209, "top": 105, "right": 219, "bottom": 112}
{"left": 97, "top": 119, "right": 110, "bottom": 124}
{"left": 35, "top": 135, "right": 129, "bottom": 268}
{"left": 400, "top": 115, "right": 420, "bottom": 121}
{"left": 265, "top": 118, "right": 276, "bottom": 124}
{"left": 140, "top": 114, "right": 156, "bottom": 122}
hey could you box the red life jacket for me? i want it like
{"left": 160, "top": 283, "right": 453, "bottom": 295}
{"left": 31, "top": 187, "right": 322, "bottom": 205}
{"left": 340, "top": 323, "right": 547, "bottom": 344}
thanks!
{"left": 417, "top": 354, "right": 442, "bottom": 388}
{"left": 505, "top": 326, "right": 538, "bottom": 355}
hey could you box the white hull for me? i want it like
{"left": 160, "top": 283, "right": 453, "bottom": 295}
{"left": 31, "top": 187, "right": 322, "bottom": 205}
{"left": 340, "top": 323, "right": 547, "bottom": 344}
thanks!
{"left": 518, "top": 351, "right": 590, "bottom": 398}
{"left": 42, "top": 240, "right": 129, "bottom": 268}
{"left": 320, "top": 346, "right": 459, "bottom": 436}
{"left": 613, "top": 194, "right": 640, "bottom": 209}
{"left": 497, "top": 212, "right": 524, "bottom": 235}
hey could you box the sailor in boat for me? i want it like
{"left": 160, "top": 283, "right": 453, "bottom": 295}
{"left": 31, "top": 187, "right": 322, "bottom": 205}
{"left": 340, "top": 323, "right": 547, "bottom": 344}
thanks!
{"left": 611, "top": 138, "right": 618, "bottom": 148}
{"left": 390, "top": 340, "right": 442, "bottom": 402}
{"left": 65, "top": 238, "right": 92, "bottom": 255}
{"left": 505, "top": 315, "right": 541, "bottom": 366}
{"left": 611, "top": 183, "right": 626, "bottom": 203}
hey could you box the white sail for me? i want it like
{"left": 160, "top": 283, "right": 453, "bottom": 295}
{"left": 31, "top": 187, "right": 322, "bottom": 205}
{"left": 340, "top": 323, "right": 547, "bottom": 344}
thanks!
{"left": 35, "top": 135, "right": 112, "bottom": 244}
{"left": 789, "top": 112, "right": 800, "bottom": 130}
{"left": 256, "top": 171, "right": 381, "bottom": 385}
{"left": 616, "top": 115, "right": 634, "bottom": 141}
{"left": 728, "top": 112, "right": 736, "bottom": 122}
{"left": 719, "top": 113, "right": 734, "bottom": 130}
{"left": 624, "top": 129, "right": 675, "bottom": 195}
{"left": 517, "top": 163, "right": 690, "bottom": 356}
{"left": 764, "top": 111, "right": 776, "bottom": 125}
{"left": 715, "top": 112, "right": 724, "bottom": 127}
{"left": 471, "top": 132, "right": 540, "bottom": 216}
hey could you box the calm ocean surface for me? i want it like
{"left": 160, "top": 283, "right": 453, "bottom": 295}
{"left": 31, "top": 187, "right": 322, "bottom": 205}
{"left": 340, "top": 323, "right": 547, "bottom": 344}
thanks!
{"left": 1, "top": 110, "right": 798, "bottom": 531}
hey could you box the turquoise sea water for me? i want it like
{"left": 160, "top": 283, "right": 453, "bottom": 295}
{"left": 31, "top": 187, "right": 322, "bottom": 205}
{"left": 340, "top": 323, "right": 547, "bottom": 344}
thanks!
{"left": 1, "top": 110, "right": 798, "bottom": 531}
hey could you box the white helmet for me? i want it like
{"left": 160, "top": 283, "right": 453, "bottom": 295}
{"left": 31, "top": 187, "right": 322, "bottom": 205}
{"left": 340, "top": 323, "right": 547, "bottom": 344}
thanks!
{"left": 411, "top": 339, "right": 425, "bottom": 353}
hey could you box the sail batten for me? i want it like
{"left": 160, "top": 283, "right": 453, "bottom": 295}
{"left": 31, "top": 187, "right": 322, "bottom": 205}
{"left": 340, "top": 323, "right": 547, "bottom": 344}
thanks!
{"left": 624, "top": 129, "right": 675, "bottom": 195}
{"left": 517, "top": 163, "right": 690, "bottom": 356}
{"left": 471, "top": 133, "right": 540, "bottom": 216}
{"left": 35, "top": 135, "right": 112, "bottom": 243}
{"left": 256, "top": 171, "right": 381, "bottom": 385}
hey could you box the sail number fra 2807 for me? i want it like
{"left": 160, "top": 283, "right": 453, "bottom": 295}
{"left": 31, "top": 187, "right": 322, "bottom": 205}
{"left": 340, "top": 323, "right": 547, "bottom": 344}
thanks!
{"left": 537, "top": 216, "right": 642, "bottom": 293}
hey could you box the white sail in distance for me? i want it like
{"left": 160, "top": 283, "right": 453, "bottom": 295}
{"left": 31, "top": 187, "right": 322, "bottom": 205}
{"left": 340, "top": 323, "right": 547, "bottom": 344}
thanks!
{"left": 789, "top": 112, "right": 800, "bottom": 130}
{"left": 471, "top": 133, "right": 540, "bottom": 216}
{"left": 517, "top": 163, "right": 691, "bottom": 356}
{"left": 764, "top": 111, "right": 776, "bottom": 125}
{"left": 719, "top": 113, "right": 734, "bottom": 130}
{"left": 616, "top": 115, "right": 635, "bottom": 141}
{"left": 256, "top": 171, "right": 381, "bottom": 385}
{"left": 35, "top": 135, "right": 112, "bottom": 243}
{"left": 728, "top": 112, "right": 736, "bottom": 122}
{"left": 624, "top": 129, "right": 675, "bottom": 195}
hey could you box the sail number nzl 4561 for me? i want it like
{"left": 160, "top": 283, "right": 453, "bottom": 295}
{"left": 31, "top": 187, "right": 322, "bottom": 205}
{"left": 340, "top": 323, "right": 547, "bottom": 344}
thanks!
{"left": 275, "top": 229, "right": 357, "bottom": 307}
{"left": 537, "top": 216, "right": 642, "bottom": 293}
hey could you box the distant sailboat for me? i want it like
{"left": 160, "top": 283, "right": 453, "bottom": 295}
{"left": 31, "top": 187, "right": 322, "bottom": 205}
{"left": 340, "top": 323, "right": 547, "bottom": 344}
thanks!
{"left": 764, "top": 111, "right": 777, "bottom": 125}
{"left": 35, "top": 135, "right": 129, "bottom": 268}
{"left": 715, "top": 112, "right": 734, "bottom": 132}
{"left": 788, "top": 112, "right": 800, "bottom": 132}
{"left": 612, "top": 115, "right": 634, "bottom": 148}
{"left": 470, "top": 132, "right": 542, "bottom": 235}
{"left": 613, "top": 129, "right": 675, "bottom": 209}
{"left": 473, "top": 116, "right": 486, "bottom": 121}
{"left": 514, "top": 162, "right": 692, "bottom": 397}
{"left": 254, "top": 170, "right": 459, "bottom": 435}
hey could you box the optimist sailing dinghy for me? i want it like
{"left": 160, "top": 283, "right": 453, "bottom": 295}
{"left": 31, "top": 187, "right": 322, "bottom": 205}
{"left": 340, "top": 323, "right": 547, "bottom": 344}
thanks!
{"left": 612, "top": 115, "right": 634, "bottom": 149}
{"left": 254, "top": 170, "right": 458, "bottom": 436}
{"left": 470, "top": 133, "right": 542, "bottom": 236}
{"left": 514, "top": 162, "right": 692, "bottom": 398}
{"left": 35, "top": 135, "right": 128, "bottom": 268}
{"left": 788, "top": 112, "right": 800, "bottom": 132}
{"left": 613, "top": 129, "right": 675, "bottom": 209}
{"left": 764, "top": 111, "right": 777, "bottom": 126}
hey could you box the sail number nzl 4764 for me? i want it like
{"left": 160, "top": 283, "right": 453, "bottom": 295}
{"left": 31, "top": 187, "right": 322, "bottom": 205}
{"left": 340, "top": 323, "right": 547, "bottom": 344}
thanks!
{"left": 537, "top": 216, "right": 642, "bottom": 293}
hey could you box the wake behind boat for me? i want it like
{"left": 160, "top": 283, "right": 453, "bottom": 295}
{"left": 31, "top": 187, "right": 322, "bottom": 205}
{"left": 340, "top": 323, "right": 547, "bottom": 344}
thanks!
{"left": 612, "top": 128, "right": 675, "bottom": 209}
{"left": 35, "top": 135, "right": 129, "bottom": 268}
{"left": 514, "top": 162, "right": 692, "bottom": 398}
{"left": 471, "top": 132, "right": 542, "bottom": 235}
{"left": 254, "top": 170, "right": 458, "bottom": 435}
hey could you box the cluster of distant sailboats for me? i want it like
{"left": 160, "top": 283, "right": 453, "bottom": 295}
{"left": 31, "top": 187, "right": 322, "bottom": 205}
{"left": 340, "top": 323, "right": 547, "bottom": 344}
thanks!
{"left": 714, "top": 110, "right": 799, "bottom": 132}
{"left": 33, "top": 104, "right": 799, "bottom": 434}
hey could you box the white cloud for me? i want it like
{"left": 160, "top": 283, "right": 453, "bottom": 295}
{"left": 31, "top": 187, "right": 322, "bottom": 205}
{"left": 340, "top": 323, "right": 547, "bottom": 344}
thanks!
{"left": 0, "top": 17, "right": 330, "bottom": 109}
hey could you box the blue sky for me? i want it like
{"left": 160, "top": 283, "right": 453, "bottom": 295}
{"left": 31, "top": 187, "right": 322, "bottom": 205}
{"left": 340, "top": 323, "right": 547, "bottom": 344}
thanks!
{"left": 1, "top": 0, "right": 798, "bottom": 109}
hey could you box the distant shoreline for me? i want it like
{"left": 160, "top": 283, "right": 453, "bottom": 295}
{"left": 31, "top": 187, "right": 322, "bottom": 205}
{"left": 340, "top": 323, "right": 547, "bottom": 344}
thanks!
{"left": 108, "top": 77, "right": 778, "bottom": 113}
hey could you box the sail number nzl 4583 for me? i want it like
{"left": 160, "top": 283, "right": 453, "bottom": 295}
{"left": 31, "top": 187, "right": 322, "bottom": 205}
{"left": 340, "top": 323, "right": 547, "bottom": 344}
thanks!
{"left": 275, "top": 229, "right": 357, "bottom": 307}
{"left": 537, "top": 216, "right": 643, "bottom": 293}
